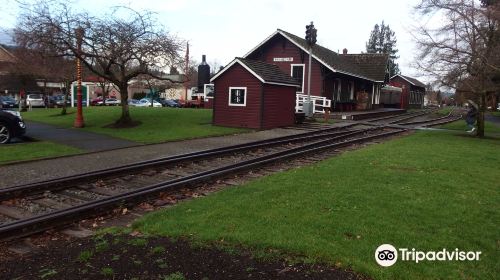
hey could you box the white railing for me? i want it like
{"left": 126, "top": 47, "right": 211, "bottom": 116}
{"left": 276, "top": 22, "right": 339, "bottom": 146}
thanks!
{"left": 295, "top": 94, "right": 332, "bottom": 114}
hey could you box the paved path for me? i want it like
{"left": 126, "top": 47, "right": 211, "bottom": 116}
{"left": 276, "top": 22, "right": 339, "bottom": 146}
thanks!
{"left": 0, "top": 122, "right": 354, "bottom": 188}
{"left": 485, "top": 113, "right": 500, "bottom": 126}
{"left": 24, "top": 121, "right": 139, "bottom": 152}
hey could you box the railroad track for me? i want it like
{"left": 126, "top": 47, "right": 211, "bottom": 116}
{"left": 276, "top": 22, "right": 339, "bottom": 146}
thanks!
{"left": 396, "top": 110, "right": 462, "bottom": 127}
{"left": 0, "top": 124, "right": 360, "bottom": 200}
{"left": 0, "top": 125, "right": 405, "bottom": 241}
{"left": 362, "top": 109, "right": 461, "bottom": 128}
{"left": 365, "top": 110, "right": 435, "bottom": 124}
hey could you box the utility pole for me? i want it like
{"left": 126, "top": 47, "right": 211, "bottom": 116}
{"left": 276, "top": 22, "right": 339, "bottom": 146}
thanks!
{"left": 184, "top": 42, "right": 189, "bottom": 101}
{"left": 304, "top": 22, "right": 317, "bottom": 118}
{"left": 73, "top": 27, "right": 85, "bottom": 128}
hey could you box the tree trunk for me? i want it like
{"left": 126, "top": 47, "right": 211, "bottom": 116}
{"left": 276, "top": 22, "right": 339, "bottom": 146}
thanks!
{"left": 61, "top": 81, "right": 70, "bottom": 115}
{"left": 477, "top": 93, "right": 486, "bottom": 138}
{"left": 116, "top": 85, "right": 132, "bottom": 125}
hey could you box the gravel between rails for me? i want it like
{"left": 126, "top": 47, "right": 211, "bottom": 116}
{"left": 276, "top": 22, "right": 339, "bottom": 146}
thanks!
{"left": 1, "top": 124, "right": 352, "bottom": 188}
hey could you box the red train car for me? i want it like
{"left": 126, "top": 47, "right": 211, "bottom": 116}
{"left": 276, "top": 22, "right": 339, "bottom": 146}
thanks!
{"left": 389, "top": 74, "right": 426, "bottom": 109}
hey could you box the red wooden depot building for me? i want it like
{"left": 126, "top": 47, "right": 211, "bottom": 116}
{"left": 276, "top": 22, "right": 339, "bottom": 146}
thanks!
{"left": 211, "top": 58, "right": 300, "bottom": 129}
{"left": 244, "top": 29, "right": 390, "bottom": 111}
{"left": 211, "top": 29, "right": 394, "bottom": 129}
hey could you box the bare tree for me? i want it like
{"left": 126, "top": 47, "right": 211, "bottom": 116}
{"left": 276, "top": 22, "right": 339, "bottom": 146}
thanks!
{"left": 140, "top": 74, "right": 167, "bottom": 107}
{"left": 95, "top": 77, "right": 117, "bottom": 106}
{"left": 8, "top": 44, "right": 76, "bottom": 114}
{"left": 14, "top": 1, "right": 185, "bottom": 126}
{"left": 413, "top": 0, "right": 500, "bottom": 137}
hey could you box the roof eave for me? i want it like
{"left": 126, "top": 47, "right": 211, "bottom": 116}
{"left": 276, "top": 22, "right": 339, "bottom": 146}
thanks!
{"left": 391, "top": 74, "right": 415, "bottom": 85}
{"left": 243, "top": 30, "right": 280, "bottom": 58}
{"left": 391, "top": 74, "right": 425, "bottom": 88}
{"left": 210, "top": 58, "right": 265, "bottom": 84}
{"left": 266, "top": 81, "right": 301, "bottom": 87}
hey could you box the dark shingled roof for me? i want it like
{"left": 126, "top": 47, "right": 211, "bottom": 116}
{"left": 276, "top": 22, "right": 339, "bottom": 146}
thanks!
{"left": 393, "top": 74, "right": 426, "bottom": 88}
{"left": 236, "top": 58, "right": 300, "bottom": 86}
{"left": 339, "top": 54, "right": 389, "bottom": 82}
{"left": 273, "top": 30, "right": 389, "bottom": 82}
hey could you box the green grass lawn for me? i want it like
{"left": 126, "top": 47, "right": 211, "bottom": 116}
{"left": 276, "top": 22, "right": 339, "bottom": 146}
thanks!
{"left": 0, "top": 141, "right": 81, "bottom": 164}
{"left": 21, "top": 107, "right": 248, "bottom": 144}
{"left": 439, "top": 118, "right": 500, "bottom": 135}
{"left": 436, "top": 107, "right": 454, "bottom": 115}
{"left": 134, "top": 130, "right": 499, "bottom": 279}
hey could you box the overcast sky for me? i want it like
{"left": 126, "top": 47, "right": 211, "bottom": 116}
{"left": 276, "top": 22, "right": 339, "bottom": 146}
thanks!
{"left": 1, "top": 0, "right": 428, "bottom": 78}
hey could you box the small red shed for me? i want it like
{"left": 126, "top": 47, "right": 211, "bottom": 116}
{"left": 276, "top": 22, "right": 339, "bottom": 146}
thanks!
{"left": 210, "top": 58, "right": 300, "bottom": 129}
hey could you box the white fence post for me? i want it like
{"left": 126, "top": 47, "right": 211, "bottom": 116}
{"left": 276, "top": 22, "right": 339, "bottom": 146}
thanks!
{"left": 295, "top": 94, "right": 331, "bottom": 114}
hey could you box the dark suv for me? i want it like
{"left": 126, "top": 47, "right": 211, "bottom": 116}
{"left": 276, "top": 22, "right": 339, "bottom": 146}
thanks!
{"left": 0, "top": 96, "right": 17, "bottom": 109}
{"left": 0, "top": 109, "right": 26, "bottom": 144}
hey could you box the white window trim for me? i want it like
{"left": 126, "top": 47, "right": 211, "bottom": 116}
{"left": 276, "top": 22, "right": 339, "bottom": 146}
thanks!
{"left": 290, "top": 64, "right": 305, "bottom": 93}
{"left": 228, "top": 87, "right": 247, "bottom": 107}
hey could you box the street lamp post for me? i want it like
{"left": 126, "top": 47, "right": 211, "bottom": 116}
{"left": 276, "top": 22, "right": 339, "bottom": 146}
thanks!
{"left": 74, "top": 27, "right": 85, "bottom": 128}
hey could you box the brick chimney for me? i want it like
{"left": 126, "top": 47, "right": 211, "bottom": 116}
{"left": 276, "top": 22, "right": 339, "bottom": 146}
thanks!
{"left": 342, "top": 48, "right": 348, "bottom": 54}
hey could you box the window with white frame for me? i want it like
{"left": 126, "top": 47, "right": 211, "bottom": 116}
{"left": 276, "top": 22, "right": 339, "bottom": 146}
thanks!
{"left": 290, "top": 64, "right": 305, "bottom": 93}
{"left": 228, "top": 87, "right": 247, "bottom": 106}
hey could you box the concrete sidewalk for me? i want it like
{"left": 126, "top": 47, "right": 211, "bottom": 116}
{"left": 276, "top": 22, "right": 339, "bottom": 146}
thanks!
{"left": 485, "top": 113, "right": 500, "bottom": 126}
{"left": 24, "top": 121, "right": 139, "bottom": 152}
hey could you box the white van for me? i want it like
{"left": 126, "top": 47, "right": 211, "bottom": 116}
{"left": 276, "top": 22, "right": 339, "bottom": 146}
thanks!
{"left": 26, "top": 94, "right": 45, "bottom": 107}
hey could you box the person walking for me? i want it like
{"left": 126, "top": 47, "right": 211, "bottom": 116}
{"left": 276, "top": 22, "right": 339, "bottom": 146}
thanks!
{"left": 465, "top": 100, "right": 478, "bottom": 133}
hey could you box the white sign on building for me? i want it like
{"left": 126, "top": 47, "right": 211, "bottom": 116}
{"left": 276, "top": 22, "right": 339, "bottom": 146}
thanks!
{"left": 273, "top": 57, "right": 294, "bottom": 62}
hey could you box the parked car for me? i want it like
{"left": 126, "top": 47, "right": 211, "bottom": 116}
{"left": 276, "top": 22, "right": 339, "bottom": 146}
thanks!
{"left": 0, "top": 109, "right": 26, "bottom": 144}
{"left": 47, "top": 95, "right": 70, "bottom": 108}
{"left": 128, "top": 99, "right": 141, "bottom": 106}
{"left": 175, "top": 99, "right": 186, "bottom": 108}
{"left": 137, "top": 98, "right": 162, "bottom": 107}
{"left": 26, "top": 93, "right": 45, "bottom": 108}
{"left": 0, "top": 96, "right": 17, "bottom": 109}
{"left": 163, "top": 99, "right": 180, "bottom": 108}
{"left": 97, "top": 98, "right": 120, "bottom": 106}
{"left": 157, "top": 98, "right": 168, "bottom": 107}
{"left": 91, "top": 97, "right": 104, "bottom": 106}
{"left": 185, "top": 99, "right": 203, "bottom": 108}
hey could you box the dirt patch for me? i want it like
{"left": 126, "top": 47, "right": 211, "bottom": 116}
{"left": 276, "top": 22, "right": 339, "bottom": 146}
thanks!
{"left": 0, "top": 234, "right": 368, "bottom": 280}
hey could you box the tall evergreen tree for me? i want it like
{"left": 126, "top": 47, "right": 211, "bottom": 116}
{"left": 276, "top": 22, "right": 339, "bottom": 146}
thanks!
{"left": 365, "top": 21, "right": 400, "bottom": 76}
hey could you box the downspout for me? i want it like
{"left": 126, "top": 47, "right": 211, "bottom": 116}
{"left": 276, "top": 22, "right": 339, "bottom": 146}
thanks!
{"left": 212, "top": 83, "right": 216, "bottom": 125}
{"left": 260, "top": 83, "right": 265, "bottom": 129}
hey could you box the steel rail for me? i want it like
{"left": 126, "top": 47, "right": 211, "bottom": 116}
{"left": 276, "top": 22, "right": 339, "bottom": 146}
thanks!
{"left": 420, "top": 115, "right": 463, "bottom": 127}
{"left": 386, "top": 111, "right": 434, "bottom": 124}
{"left": 396, "top": 111, "right": 454, "bottom": 126}
{"left": 0, "top": 124, "right": 360, "bottom": 200}
{"left": 0, "top": 128, "right": 405, "bottom": 241}
{"left": 365, "top": 110, "right": 430, "bottom": 122}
